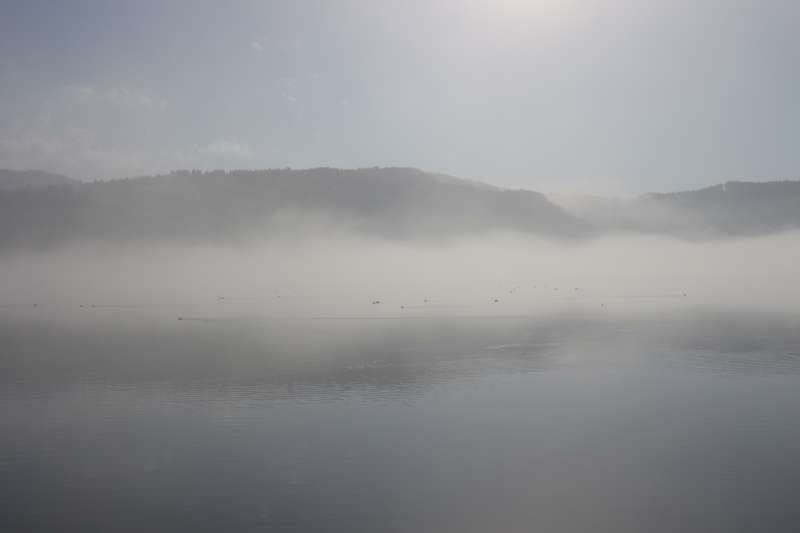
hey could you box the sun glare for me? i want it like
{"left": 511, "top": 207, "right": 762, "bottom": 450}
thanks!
{"left": 462, "top": 0, "right": 576, "bottom": 21}
{"left": 457, "top": 0, "right": 583, "bottom": 46}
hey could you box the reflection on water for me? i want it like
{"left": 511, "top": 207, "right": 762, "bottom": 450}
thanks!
{"left": 2, "top": 309, "right": 800, "bottom": 532}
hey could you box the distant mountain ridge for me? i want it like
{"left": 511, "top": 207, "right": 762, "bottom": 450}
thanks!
{"left": 0, "top": 169, "right": 77, "bottom": 190}
{"left": 552, "top": 180, "right": 800, "bottom": 238}
{"left": 639, "top": 180, "right": 800, "bottom": 236}
{"left": 0, "top": 167, "right": 586, "bottom": 250}
{"left": 1, "top": 168, "right": 798, "bottom": 250}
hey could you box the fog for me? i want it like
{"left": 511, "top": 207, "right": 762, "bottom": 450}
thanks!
{"left": 3, "top": 231, "right": 800, "bottom": 322}
{"left": 4, "top": 178, "right": 800, "bottom": 533}
{"left": 4, "top": 0, "right": 800, "bottom": 528}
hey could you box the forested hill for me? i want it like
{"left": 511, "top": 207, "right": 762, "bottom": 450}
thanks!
{"left": 0, "top": 167, "right": 587, "bottom": 250}
{"left": 637, "top": 181, "right": 800, "bottom": 237}
{"left": 0, "top": 169, "right": 77, "bottom": 191}
{"left": 551, "top": 180, "right": 800, "bottom": 239}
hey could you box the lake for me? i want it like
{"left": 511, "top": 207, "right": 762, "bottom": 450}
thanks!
{"left": 2, "top": 307, "right": 800, "bottom": 532}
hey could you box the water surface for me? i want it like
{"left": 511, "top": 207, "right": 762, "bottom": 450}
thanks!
{"left": 2, "top": 308, "right": 800, "bottom": 532}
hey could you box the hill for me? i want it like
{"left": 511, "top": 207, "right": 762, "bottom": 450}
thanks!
{"left": 551, "top": 180, "right": 800, "bottom": 239}
{"left": 0, "top": 167, "right": 587, "bottom": 250}
{"left": 637, "top": 181, "right": 800, "bottom": 237}
{"left": 0, "top": 169, "right": 77, "bottom": 191}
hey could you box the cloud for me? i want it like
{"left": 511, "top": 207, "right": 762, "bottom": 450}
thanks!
{"left": 0, "top": 127, "right": 258, "bottom": 180}
{"left": 277, "top": 76, "right": 299, "bottom": 104}
{"left": 76, "top": 86, "right": 96, "bottom": 99}
{"left": 250, "top": 41, "right": 264, "bottom": 52}
{"left": 0, "top": 84, "right": 260, "bottom": 179}
{"left": 66, "top": 85, "right": 168, "bottom": 110}
{"left": 0, "top": 128, "right": 154, "bottom": 179}
{"left": 203, "top": 139, "right": 253, "bottom": 158}
{"left": 0, "top": 85, "right": 171, "bottom": 178}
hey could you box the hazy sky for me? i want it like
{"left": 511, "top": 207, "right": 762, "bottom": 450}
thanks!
{"left": 1, "top": 0, "right": 797, "bottom": 193}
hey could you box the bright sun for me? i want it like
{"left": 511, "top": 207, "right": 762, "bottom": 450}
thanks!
{"left": 461, "top": 0, "right": 580, "bottom": 40}
{"left": 485, "top": 0, "right": 572, "bottom": 17}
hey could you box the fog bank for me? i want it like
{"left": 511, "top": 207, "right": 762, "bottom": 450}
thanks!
{"left": 2, "top": 231, "right": 799, "bottom": 320}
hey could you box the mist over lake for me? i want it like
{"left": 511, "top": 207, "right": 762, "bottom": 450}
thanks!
{"left": 2, "top": 230, "right": 800, "bottom": 532}
{"left": 3, "top": 0, "right": 800, "bottom": 529}
{"left": 3, "top": 305, "right": 800, "bottom": 532}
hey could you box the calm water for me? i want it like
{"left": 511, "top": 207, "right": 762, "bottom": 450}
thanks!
{"left": 2, "top": 308, "right": 800, "bottom": 532}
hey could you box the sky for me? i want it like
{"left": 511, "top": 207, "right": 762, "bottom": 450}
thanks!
{"left": 0, "top": 0, "right": 797, "bottom": 194}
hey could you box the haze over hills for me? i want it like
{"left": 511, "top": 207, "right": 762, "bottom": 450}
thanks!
{"left": 551, "top": 180, "right": 800, "bottom": 239}
{"left": 0, "top": 169, "right": 77, "bottom": 191}
{"left": 637, "top": 181, "right": 800, "bottom": 237}
{"left": 1, "top": 166, "right": 799, "bottom": 251}
{"left": 0, "top": 167, "right": 586, "bottom": 250}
